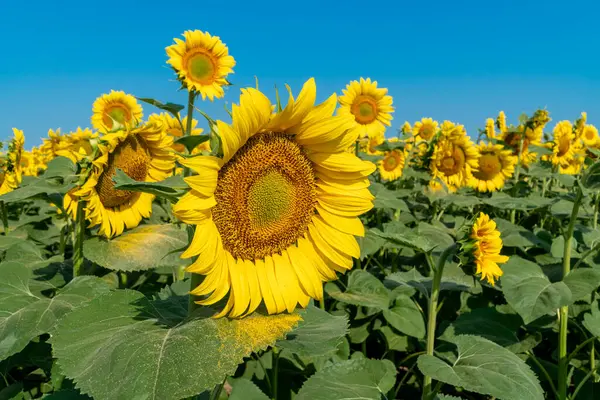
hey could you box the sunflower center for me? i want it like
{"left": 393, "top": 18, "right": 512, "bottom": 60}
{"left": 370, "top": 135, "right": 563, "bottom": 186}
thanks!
{"left": 186, "top": 51, "right": 216, "bottom": 84}
{"left": 473, "top": 153, "right": 502, "bottom": 180}
{"left": 212, "top": 133, "right": 317, "bottom": 260}
{"left": 419, "top": 126, "right": 435, "bottom": 140}
{"left": 439, "top": 146, "right": 466, "bottom": 176}
{"left": 383, "top": 152, "right": 401, "bottom": 171}
{"left": 585, "top": 129, "right": 596, "bottom": 141}
{"left": 95, "top": 135, "right": 151, "bottom": 208}
{"left": 351, "top": 96, "right": 378, "bottom": 125}
{"left": 102, "top": 105, "right": 132, "bottom": 129}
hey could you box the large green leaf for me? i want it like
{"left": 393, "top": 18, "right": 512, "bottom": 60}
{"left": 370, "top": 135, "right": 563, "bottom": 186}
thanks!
{"left": 482, "top": 193, "right": 553, "bottom": 211}
{"left": 582, "top": 160, "right": 600, "bottom": 189}
{"left": 276, "top": 306, "right": 348, "bottom": 359}
{"left": 583, "top": 300, "right": 600, "bottom": 337}
{"left": 325, "top": 270, "right": 390, "bottom": 309}
{"left": 0, "top": 262, "right": 111, "bottom": 361}
{"left": 83, "top": 224, "right": 188, "bottom": 271}
{"left": 51, "top": 289, "right": 301, "bottom": 400}
{"left": 417, "top": 335, "right": 544, "bottom": 400}
{"left": 112, "top": 170, "right": 188, "bottom": 203}
{"left": 382, "top": 295, "right": 425, "bottom": 338}
{"left": 357, "top": 229, "right": 386, "bottom": 260}
{"left": 501, "top": 256, "right": 572, "bottom": 324}
{"left": 371, "top": 227, "right": 435, "bottom": 253}
{"left": 228, "top": 378, "right": 269, "bottom": 400}
{"left": 385, "top": 265, "right": 474, "bottom": 296}
{"left": 563, "top": 268, "right": 600, "bottom": 303}
{"left": 295, "top": 358, "right": 396, "bottom": 400}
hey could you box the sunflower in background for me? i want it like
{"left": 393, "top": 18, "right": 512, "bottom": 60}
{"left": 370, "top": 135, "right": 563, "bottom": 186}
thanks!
{"left": 91, "top": 91, "right": 143, "bottom": 132}
{"left": 413, "top": 118, "right": 439, "bottom": 142}
{"left": 65, "top": 122, "right": 175, "bottom": 238}
{"left": 551, "top": 121, "right": 577, "bottom": 168}
{"left": 363, "top": 131, "right": 385, "bottom": 155}
{"left": 337, "top": 77, "right": 394, "bottom": 139}
{"left": 378, "top": 138, "right": 405, "bottom": 181}
{"left": 400, "top": 121, "right": 412, "bottom": 135}
{"left": 466, "top": 212, "right": 509, "bottom": 286}
{"left": 496, "top": 111, "right": 507, "bottom": 134}
{"left": 485, "top": 118, "right": 496, "bottom": 139}
{"left": 574, "top": 112, "right": 587, "bottom": 139}
{"left": 0, "top": 129, "right": 25, "bottom": 196}
{"left": 500, "top": 125, "right": 542, "bottom": 167}
{"left": 40, "top": 128, "right": 98, "bottom": 164}
{"left": 173, "top": 79, "right": 374, "bottom": 318}
{"left": 166, "top": 30, "right": 236, "bottom": 101}
{"left": 148, "top": 112, "right": 209, "bottom": 153}
{"left": 470, "top": 142, "right": 516, "bottom": 192}
{"left": 21, "top": 147, "right": 47, "bottom": 177}
{"left": 581, "top": 124, "right": 599, "bottom": 148}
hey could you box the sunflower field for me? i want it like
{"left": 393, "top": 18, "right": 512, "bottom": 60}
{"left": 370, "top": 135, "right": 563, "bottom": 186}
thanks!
{"left": 2, "top": 29, "right": 600, "bottom": 400}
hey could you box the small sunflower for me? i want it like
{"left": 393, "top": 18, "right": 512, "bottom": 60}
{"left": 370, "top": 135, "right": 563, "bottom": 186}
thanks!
{"left": 412, "top": 118, "right": 439, "bottom": 142}
{"left": 500, "top": 125, "right": 542, "bottom": 167}
{"left": 21, "top": 147, "right": 47, "bottom": 177}
{"left": 364, "top": 131, "right": 385, "bottom": 155}
{"left": 575, "top": 112, "right": 587, "bottom": 138}
{"left": 0, "top": 129, "right": 25, "bottom": 196}
{"left": 148, "top": 112, "right": 208, "bottom": 153}
{"left": 173, "top": 78, "right": 375, "bottom": 318}
{"left": 91, "top": 91, "right": 143, "bottom": 132}
{"left": 496, "top": 111, "right": 507, "bottom": 134}
{"left": 558, "top": 143, "right": 586, "bottom": 175}
{"left": 378, "top": 147, "right": 405, "bottom": 181}
{"left": 338, "top": 77, "right": 394, "bottom": 139}
{"left": 470, "top": 142, "right": 516, "bottom": 193}
{"left": 430, "top": 126, "right": 479, "bottom": 188}
{"left": 469, "top": 212, "right": 509, "bottom": 285}
{"left": 65, "top": 122, "right": 175, "bottom": 238}
{"left": 551, "top": 121, "right": 576, "bottom": 167}
{"left": 581, "top": 124, "right": 599, "bottom": 147}
{"left": 485, "top": 118, "right": 496, "bottom": 139}
{"left": 401, "top": 121, "right": 412, "bottom": 135}
{"left": 166, "top": 30, "right": 236, "bottom": 101}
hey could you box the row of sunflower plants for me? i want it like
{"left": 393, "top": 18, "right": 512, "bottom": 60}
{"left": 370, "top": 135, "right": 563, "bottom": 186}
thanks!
{"left": 1, "top": 28, "right": 600, "bottom": 400}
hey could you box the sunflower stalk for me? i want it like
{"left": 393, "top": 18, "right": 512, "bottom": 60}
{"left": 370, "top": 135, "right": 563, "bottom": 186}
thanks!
{"left": 593, "top": 192, "right": 599, "bottom": 230}
{"left": 0, "top": 201, "right": 8, "bottom": 235}
{"left": 73, "top": 200, "right": 86, "bottom": 277}
{"left": 422, "top": 243, "right": 457, "bottom": 399}
{"left": 510, "top": 136, "right": 525, "bottom": 224}
{"left": 558, "top": 184, "right": 584, "bottom": 400}
{"left": 183, "top": 91, "right": 196, "bottom": 177}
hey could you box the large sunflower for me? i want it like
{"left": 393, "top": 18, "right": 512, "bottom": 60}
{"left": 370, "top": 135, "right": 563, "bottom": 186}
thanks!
{"left": 148, "top": 112, "right": 208, "bottom": 153}
{"left": 337, "top": 78, "right": 394, "bottom": 139}
{"left": 430, "top": 126, "right": 479, "bottom": 188}
{"left": 413, "top": 118, "right": 439, "bottom": 142}
{"left": 470, "top": 142, "right": 516, "bottom": 193}
{"left": 173, "top": 79, "right": 375, "bottom": 318}
{"left": 166, "top": 30, "right": 236, "bottom": 101}
{"left": 0, "top": 129, "right": 25, "bottom": 195}
{"left": 551, "top": 120, "right": 576, "bottom": 167}
{"left": 65, "top": 123, "right": 175, "bottom": 237}
{"left": 91, "top": 91, "right": 143, "bottom": 132}
{"left": 470, "top": 212, "right": 509, "bottom": 286}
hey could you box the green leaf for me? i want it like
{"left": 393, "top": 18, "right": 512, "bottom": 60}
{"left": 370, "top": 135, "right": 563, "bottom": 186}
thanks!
{"left": 174, "top": 135, "right": 211, "bottom": 153}
{"left": 385, "top": 265, "right": 474, "bottom": 296}
{"left": 42, "top": 389, "right": 91, "bottom": 399}
{"left": 296, "top": 358, "right": 397, "bottom": 400}
{"left": 501, "top": 256, "right": 572, "bottom": 324}
{"left": 276, "top": 305, "right": 348, "bottom": 359}
{"left": 417, "top": 335, "right": 544, "bottom": 400}
{"left": 41, "top": 156, "right": 77, "bottom": 180}
{"left": 83, "top": 224, "right": 188, "bottom": 272}
{"left": 112, "top": 169, "right": 188, "bottom": 202}
{"left": 370, "top": 227, "right": 435, "bottom": 253}
{"left": 325, "top": 270, "right": 390, "bottom": 309}
{"left": 51, "top": 289, "right": 301, "bottom": 400}
{"left": 370, "top": 183, "right": 409, "bottom": 211}
{"left": 482, "top": 193, "right": 553, "bottom": 211}
{"left": 137, "top": 97, "right": 185, "bottom": 117}
{"left": 582, "top": 160, "right": 600, "bottom": 189}
{"left": 382, "top": 295, "right": 425, "bottom": 338}
{"left": 228, "top": 378, "right": 269, "bottom": 400}
{"left": 563, "top": 268, "right": 600, "bottom": 303}
{"left": 0, "top": 262, "right": 111, "bottom": 361}
{"left": 358, "top": 229, "right": 386, "bottom": 260}
{"left": 583, "top": 300, "right": 600, "bottom": 337}
{"left": 377, "top": 326, "right": 408, "bottom": 352}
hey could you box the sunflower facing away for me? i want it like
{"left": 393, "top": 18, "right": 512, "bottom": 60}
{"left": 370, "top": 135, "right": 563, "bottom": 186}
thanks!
{"left": 378, "top": 139, "right": 405, "bottom": 181}
{"left": 0, "top": 129, "right": 25, "bottom": 196}
{"left": 496, "top": 111, "right": 507, "bottom": 134}
{"left": 65, "top": 122, "right": 175, "bottom": 238}
{"left": 470, "top": 142, "right": 516, "bottom": 193}
{"left": 148, "top": 112, "right": 208, "bottom": 153}
{"left": 166, "top": 30, "right": 236, "bottom": 101}
{"left": 430, "top": 124, "right": 479, "bottom": 189}
{"left": 91, "top": 91, "right": 143, "bottom": 132}
{"left": 500, "top": 125, "right": 542, "bottom": 167}
{"left": 485, "top": 118, "right": 496, "bottom": 139}
{"left": 401, "top": 121, "right": 412, "bottom": 135}
{"left": 337, "top": 78, "right": 394, "bottom": 139}
{"left": 470, "top": 212, "right": 509, "bottom": 285}
{"left": 173, "top": 78, "right": 375, "bottom": 318}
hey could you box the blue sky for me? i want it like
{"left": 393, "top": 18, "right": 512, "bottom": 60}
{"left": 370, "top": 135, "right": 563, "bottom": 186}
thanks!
{"left": 1, "top": 0, "right": 599, "bottom": 146}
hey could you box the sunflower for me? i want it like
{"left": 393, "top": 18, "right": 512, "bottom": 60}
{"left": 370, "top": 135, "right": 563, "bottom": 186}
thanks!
{"left": 40, "top": 128, "right": 97, "bottom": 164}
{"left": 173, "top": 78, "right": 375, "bottom": 318}
{"left": 364, "top": 131, "right": 385, "bottom": 155}
{"left": 500, "top": 125, "right": 542, "bottom": 167}
{"left": 496, "top": 111, "right": 507, "bottom": 134}
{"left": 470, "top": 142, "right": 516, "bottom": 193}
{"left": 575, "top": 112, "right": 587, "bottom": 138}
{"left": 0, "top": 129, "right": 25, "bottom": 196}
{"left": 551, "top": 121, "right": 576, "bottom": 167}
{"left": 65, "top": 122, "right": 175, "bottom": 237}
{"left": 401, "top": 121, "right": 412, "bottom": 135}
{"left": 430, "top": 126, "right": 479, "bottom": 188}
{"left": 485, "top": 118, "right": 496, "bottom": 139}
{"left": 337, "top": 78, "right": 394, "bottom": 139}
{"left": 148, "top": 112, "right": 208, "bottom": 153}
{"left": 413, "top": 118, "right": 439, "bottom": 142}
{"left": 558, "top": 142, "right": 586, "bottom": 175}
{"left": 378, "top": 147, "right": 405, "bottom": 181}
{"left": 91, "top": 91, "right": 143, "bottom": 132}
{"left": 166, "top": 30, "right": 236, "bottom": 101}
{"left": 21, "top": 147, "right": 47, "bottom": 177}
{"left": 470, "top": 212, "right": 509, "bottom": 285}
{"left": 581, "top": 124, "right": 599, "bottom": 147}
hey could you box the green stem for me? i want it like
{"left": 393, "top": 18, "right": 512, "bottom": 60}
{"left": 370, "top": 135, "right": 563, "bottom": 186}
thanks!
{"left": 0, "top": 201, "right": 8, "bottom": 235}
{"left": 183, "top": 90, "right": 196, "bottom": 177}
{"left": 209, "top": 376, "right": 227, "bottom": 400}
{"left": 558, "top": 185, "right": 584, "bottom": 400}
{"left": 593, "top": 192, "right": 599, "bottom": 230}
{"left": 526, "top": 351, "right": 559, "bottom": 400}
{"left": 510, "top": 137, "right": 525, "bottom": 224}
{"left": 572, "top": 242, "right": 600, "bottom": 270}
{"left": 59, "top": 225, "right": 66, "bottom": 255}
{"left": 422, "top": 244, "right": 457, "bottom": 399}
{"left": 272, "top": 349, "right": 280, "bottom": 400}
{"left": 566, "top": 336, "right": 597, "bottom": 365}
{"left": 73, "top": 200, "right": 86, "bottom": 277}
{"left": 570, "top": 363, "right": 600, "bottom": 400}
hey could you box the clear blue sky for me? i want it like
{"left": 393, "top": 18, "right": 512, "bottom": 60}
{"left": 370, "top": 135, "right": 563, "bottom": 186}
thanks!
{"left": 1, "top": 0, "right": 599, "bottom": 147}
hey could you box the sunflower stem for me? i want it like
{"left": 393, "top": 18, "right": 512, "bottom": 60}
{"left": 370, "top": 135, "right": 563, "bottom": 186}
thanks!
{"left": 593, "top": 192, "right": 599, "bottom": 230}
{"left": 0, "top": 201, "right": 8, "bottom": 235}
{"left": 558, "top": 184, "right": 584, "bottom": 400}
{"left": 510, "top": 136, "right": 525, "bottom": 224}
{"left": 422, "top": 244, "right": 457, "bottom": 399}
{"left": 209, "top": 376, "right": 227, "bottom": 400}
{"left": 183, "top": 91, "right": 196, "bottom": 177}
{"left": 272, "top": 348, "right": 280, "bottom": 400}
{"left": 59, "top": 224, "right": 66, "bottom": 255}
{"left": 73, "top": 200, "right": 86, "bottom": 277}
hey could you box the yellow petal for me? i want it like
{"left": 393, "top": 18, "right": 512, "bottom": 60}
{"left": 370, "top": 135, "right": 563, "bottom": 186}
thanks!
{"left": 316, "top": 203, "right": 365, "bottom": 237}
{"left": 287, "top": 245, "right": 323, "bottom": 300}
{"left": 312, "top": 215, "right": 360, "bottom": 259}
{"left": 272, "top": 252, "right": 301, "bottom": 313}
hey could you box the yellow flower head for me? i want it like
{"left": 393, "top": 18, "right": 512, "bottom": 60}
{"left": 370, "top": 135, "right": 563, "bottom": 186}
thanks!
{"left": 470, "top": 142, "right": 516, "bottom": 193}
{"left": 40, "top": 128, "right": 97, "bottom": 164}
{"left": 21, "top": 147, "right": 47, "bottom": 177}
{"left": 500, "top": 125, "right": 542, "bottom": 167}
{"left": 91, "top": 90, "right": 143, "bottom": 132}
{"left": 0, "top": 128, "right": 25, "bottom": 195}
{"left": 430, "top": 127, "right": 479, "bottom": 188}
{"left": 65, "top": 122, "right": 176, "bottom": 238}
{"left": 337, "top": 77, "right": 394, "bottom": 139}
{"left": 378, "top": 147, "right": 405, "bottom": 181}
{"left": 173, "top": 78, "right": 375, "bottom": 318}
{"left": 412, "top": 118, "right": 439, "bottom": 142}
{"left": 581, "top": 124, "right": 599, "bottom": 147}
{"left": 470, "top": 212, "right": 509, "bottom": 286}
{"left": 575, "top": 112, "right": 587, "bottom": 138}
{"left": 148, "top": 112, "right": 208, "bottom": 154}
{"left": 551, "top": 120, "right": 576, "bottom": 167}
{"left": 485, "top": 118, "right": 496, "bottom": 139}
{"left": 166, "top": 30, "right": 236, "bottom": 101}
{"left": 496, "top": 111, "right": 507, "bottom": 134}
{"left": 401, "top": 121, "right": 412, "bottom": 135}
{"left": 364, "top": 131, "right": 385, "bottom": 155}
